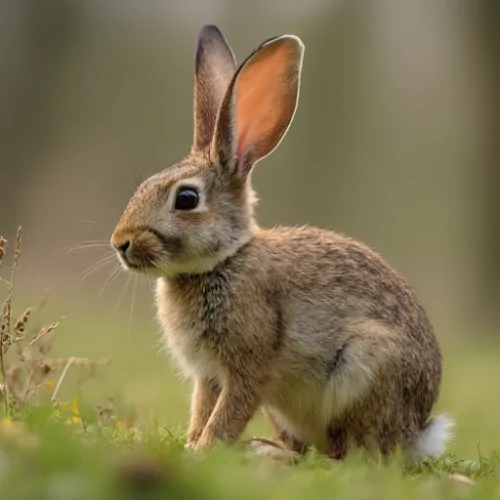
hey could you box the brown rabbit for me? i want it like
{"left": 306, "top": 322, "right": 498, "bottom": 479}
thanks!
{"left": 111, "top": 25, "right": 453, "bottom": 461}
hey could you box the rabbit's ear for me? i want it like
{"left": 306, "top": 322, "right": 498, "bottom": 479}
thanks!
{"left": 212, "top": 35, "right": 304, "bottom": 177}
{"left": 192, "top": 25, "right": 237, "bottom": 152}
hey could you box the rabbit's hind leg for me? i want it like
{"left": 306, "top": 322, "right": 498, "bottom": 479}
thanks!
{"left": 244, "top": 407, "right": 308, "bottom": 463}
{"left": 262, "top": 406, "right": 309, "bottom": 454}
{"left": 246, "top": 437, "right": 301, "bottom": 464}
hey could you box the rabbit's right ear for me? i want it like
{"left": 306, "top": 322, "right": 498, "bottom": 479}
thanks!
{"left": 211, "top": 35, "right": 304, "bottom": 178}
{"left": 192, "top": 25, "right": 237, "bottom": 153}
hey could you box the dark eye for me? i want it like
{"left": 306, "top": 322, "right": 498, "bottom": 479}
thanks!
{"left": 174, "top": 187, "right": 200, "bottom": 211}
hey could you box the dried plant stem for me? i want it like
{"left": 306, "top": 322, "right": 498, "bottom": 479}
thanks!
{"left": 20, "top": 362, "right": 40, "bottom": 403}
{"left": 0, "top": 295, "right": 13, "bottom": 414}
{"left": 0, "top": 226, "right": 112, "bottom": 411}
{"left": 27, "top": 319, "right": 63, "bottom": 349}
{"left": 0, "top": 341, "right": 8, "bottom": 415}
{"left": 50, "top": 356, "right": 111, "bottom": 403}
{"left": 0, "top": 236, "right": 6, "bottom": 268}
{"left": 0, "top": 227, "right": 22, "bottom": 415}
{"left": 51, "top": 356, "right": 111, "bottom": 367}
{"left": 51, "top": 357, "right": 75, "bottom": 403}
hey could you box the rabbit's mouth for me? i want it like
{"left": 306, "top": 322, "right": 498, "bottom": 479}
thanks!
{"left": 116, "top": 251, "right": 161, "bottom": 274}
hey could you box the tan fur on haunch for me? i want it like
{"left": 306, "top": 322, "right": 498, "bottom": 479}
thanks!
{"left": 111, "top": 25, "right": 451, "bottom": 460}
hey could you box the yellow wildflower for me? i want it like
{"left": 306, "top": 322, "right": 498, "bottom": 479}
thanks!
{"left": 60, "top": 397, "right": 81, "bottom": 424}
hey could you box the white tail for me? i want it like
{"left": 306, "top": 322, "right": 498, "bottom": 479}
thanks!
{"left": 412, "top": 414, "right": 455, "bottom": 460}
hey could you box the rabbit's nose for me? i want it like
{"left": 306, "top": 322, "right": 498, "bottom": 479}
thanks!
{"left": 115, "top": 240, "right": 130, "bottom": 255}
{"left": 112, "top": 238, "right": 131, "bottom": 257}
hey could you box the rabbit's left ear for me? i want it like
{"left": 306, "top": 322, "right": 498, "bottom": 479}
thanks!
{"left": 212, "top": 35, "right": 304, "bottom": 177}
{"left": 192, "top": 25, "right": 237, "bottom": 153}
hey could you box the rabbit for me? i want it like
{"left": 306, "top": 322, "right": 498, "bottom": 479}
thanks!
{"left": 111, "top": 24, "right": 453, "bottom": 461}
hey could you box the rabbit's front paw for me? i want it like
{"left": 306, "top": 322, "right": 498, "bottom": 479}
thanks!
{"left": 184, "top": 440, "right": 196, "bottom": 451}
{"left": 185, "top": 428, "right": 203, "bottom": 450}
{"left": 192, "top": 433, "right": 216, "bottom": 453}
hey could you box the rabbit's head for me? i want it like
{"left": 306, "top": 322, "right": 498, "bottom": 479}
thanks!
{"left": 111, "top": 25, "right": 304, "bottom": 276}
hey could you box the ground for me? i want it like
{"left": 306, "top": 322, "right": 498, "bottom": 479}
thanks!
{"left": 0, "top": 403, "right": 498, "bottom": 500}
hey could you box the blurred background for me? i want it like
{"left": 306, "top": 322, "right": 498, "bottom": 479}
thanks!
{"left": 0, "top": 0, "right": 499, "bottom": 456}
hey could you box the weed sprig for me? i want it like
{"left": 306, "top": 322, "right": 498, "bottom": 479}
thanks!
{"left": 0, "top": 227, "right": 110, "bottom": 416}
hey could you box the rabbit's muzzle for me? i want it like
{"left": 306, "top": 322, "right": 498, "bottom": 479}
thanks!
{"left": 111, "top": 226, "right": 170, "bottom": 272}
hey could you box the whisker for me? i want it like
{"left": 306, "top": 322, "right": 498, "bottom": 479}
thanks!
{"left": 59, "top": 240, "right": 112, "bottom": 255}
{"left": 140, "top": 273, "right": 153, "bottom": 287}
{"left": 97, "top": 264, "right": 123, "bottom": 299}
{"left": 74, "top": 220, "right": 99, "bottom": 226}
{"left": 153, "top": 255, "right": 170, "bottom": 271}
{"left": 128, "top": 274, "right": 139, "bottom": 339}
{"left": 90, "top": 207, "right": 107, "bottom": 216}
{"left": 77, "top": 254, "right": 116, "bottom": 285}
{"left": 114, "top": 273, "right": 132, "bottom": 316}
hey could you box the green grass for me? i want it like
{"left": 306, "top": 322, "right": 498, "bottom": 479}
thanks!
{"left": 0, "top": 405, "right": 498, "bottom": 500}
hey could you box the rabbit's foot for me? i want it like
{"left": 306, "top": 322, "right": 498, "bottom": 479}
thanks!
{"left": 246, "top": 437, "right": 301, "bottom": 465}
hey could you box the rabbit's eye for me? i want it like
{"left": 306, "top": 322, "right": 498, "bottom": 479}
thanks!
{"left": 174, "top": 187, "right": 199, "bottom": 211}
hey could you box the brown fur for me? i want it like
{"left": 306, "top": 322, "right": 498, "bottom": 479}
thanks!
{"left": 111, "top": 25, "right": 447, "bottom": 459}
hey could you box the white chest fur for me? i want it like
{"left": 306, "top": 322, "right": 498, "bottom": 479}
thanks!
{"left": 155, "top": 278, "right": 226, "bottom": 381}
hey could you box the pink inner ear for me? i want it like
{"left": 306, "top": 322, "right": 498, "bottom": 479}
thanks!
{"left": 234, "top": 40, "right": 298, "bottom": 164}
{"left": 236, "top": 130, "right": 250, "bottom": 160}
